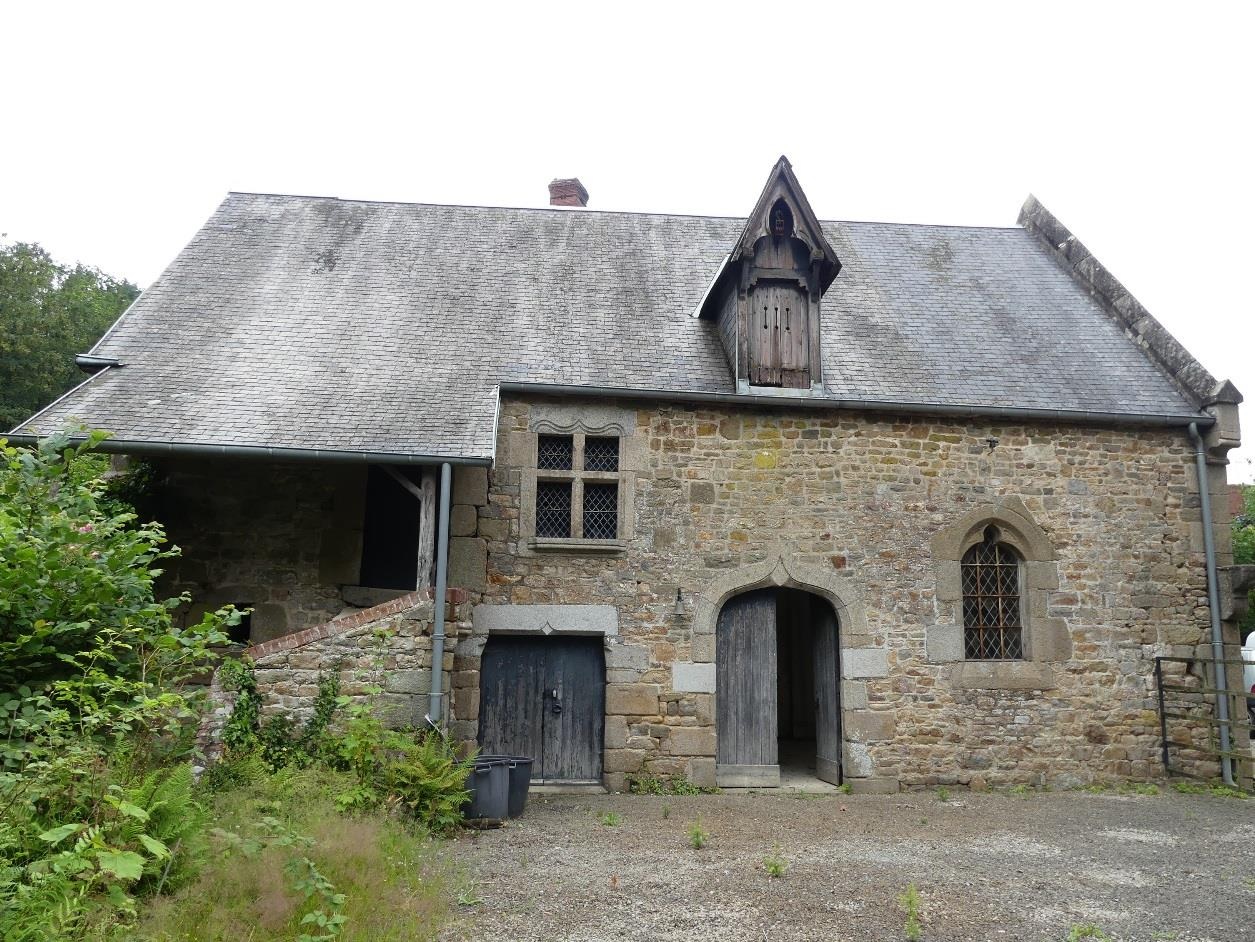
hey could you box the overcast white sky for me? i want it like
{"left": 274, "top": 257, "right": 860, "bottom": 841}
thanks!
{"left": 3, "top": 2, "right": 1251, "bottom": 481}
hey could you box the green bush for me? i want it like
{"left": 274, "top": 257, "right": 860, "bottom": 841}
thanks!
{"left": 0, "top": 432, "right": 236, "bottom": 939}
{"left": 0, "top": 757, "right": 207, "bottom": 940}
{"left": 217, "top": 663, "right": 471, "bottom": 834}
{"left": 0, "top": 431, "right": 233, "bottom": 713}
{"left": 1234, "top": 484, "right": 1254, "bottom": 634}
{"left": 323, "top": 701, "right": 472, "bottom": 834}
{"left": 218, "top": 662, "right": 341, "bottom": 772}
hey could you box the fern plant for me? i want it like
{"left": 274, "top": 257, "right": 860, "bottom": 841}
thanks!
{"left": 380, "top": 733, "right": 471, "bottom": 834}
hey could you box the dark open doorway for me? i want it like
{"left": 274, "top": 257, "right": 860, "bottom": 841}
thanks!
{"left": 776, "top": 589, "right": 841, "bottom": 785}
{"left": 715, "top": 586, "right": 841, "bottom": 787}
{"left": 359, "top": 465, "right": 423, "bottom": 590}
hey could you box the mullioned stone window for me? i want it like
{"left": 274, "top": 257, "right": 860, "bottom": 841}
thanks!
{"left": 518, "top": 403, "right": 636, "bottom": 553}
{"left": 929, "top": 498, "right": 1069, "bottom": 689}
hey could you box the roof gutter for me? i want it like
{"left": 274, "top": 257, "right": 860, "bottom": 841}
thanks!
{"left": 0, "top": 433, "right": 492, "bottom": 467}
{"left": 497, "top": 382, "right": 1215, "bottom": 430}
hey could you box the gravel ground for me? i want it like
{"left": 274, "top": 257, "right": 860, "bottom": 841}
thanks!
{"left": 441, "top": 789, "right": 1255, "bottom": 942}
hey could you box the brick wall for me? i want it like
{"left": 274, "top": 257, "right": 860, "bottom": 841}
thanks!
{"left": 1230, "top": 484, "right": 1249, "bottom": 520}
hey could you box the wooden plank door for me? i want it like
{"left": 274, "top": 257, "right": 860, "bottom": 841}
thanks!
{"left": 477, "top": 636, "right": 604, "bottom": 783}
{"left": 478, "top": 636, "right": 548, "bottom": 775}
{"left": 749, "top": 282, "right": 809, "bottom": 388}
{"left": 716, "top": 588, "right": 779, "bottom": 785}
{"left": 813, "top": 602, "right": 842, "bottom": 785}
{"left": 542, "top": 636, "right": 604, "bottom": 782}
{"left": 749, "top": 287, "right": 781, "bottom": 386}
{"left": 777, "top": 290, "right": 810, "bottom": 389}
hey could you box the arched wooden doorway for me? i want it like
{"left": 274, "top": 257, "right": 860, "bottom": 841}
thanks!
{"left": 715, "top": 587, "right": 840, "bottom": 787}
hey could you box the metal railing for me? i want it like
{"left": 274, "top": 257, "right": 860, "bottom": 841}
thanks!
{"left": 1154, "top": 651, "right": 1254, "bottom": 779}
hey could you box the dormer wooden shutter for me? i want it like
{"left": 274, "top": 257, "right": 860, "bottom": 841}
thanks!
{"left": 749, "top": 282, "right": 810, "bottom": 388}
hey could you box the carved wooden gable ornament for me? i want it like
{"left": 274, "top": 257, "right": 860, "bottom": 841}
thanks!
{"left": 700, "top": 156, "right": 841, "bottom": 392}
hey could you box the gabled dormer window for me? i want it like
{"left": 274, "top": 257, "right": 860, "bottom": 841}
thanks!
{"left": 697, "top": 157, "right": 841, "bottom": 395}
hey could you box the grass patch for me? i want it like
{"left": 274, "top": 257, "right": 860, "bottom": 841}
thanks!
{"left": 132, "top": 767, "right": 460, "bottom": 941}
{"left": 899, "top": 883, "right": 922, "bottom": 941}
{"left": 1065, "top": 924, "right": 1111, "bottom": 941}
{"left": 1081, "top": 780, "right": 1160, "bottom": 796}
{"left": 762, "top": 846, "right": 788, "bottom": 878}
{"left": 599, "top": 811, "right": 622, "bottom": 827}
{"left": 687, "top": 819, "right": 708, "bottom": 850}
{"left": 627, "top": 773, "right": 720, "bottom": 795}
{"left": 1171, "top": 780, "right": 1249, "bottom": 799}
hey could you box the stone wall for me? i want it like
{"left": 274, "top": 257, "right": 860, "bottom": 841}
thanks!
{"left": 155, "top": 457, "right": 491, "bottom": 643}
{"left": 157, "top": 458, "right": 365, "bottom": 641}
{"left": 466, "top": 395, "right": 1237, "bottom": 791}
{"left": 242, "top": 588, "right": 470, "bottom": 728}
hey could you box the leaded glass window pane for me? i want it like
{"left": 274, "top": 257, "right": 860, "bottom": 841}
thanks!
{"left": 584, "top": 436, "right": 619, "bottom": 472}
{"left": 535, "top": 481, "right": 572, "bottom": 538}
{"left": 961, "top": 526, "right": 1024, "bottom": 660}
{"left": 582, "top": 483, "right": 618, "bottom": 540}
{"left": 537, "top": 435, "right": 573, "bottom": 470}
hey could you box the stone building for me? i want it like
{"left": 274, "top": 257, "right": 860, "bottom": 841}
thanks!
{"left": 13, "top": 158, "right": 1247, "bottom": 792}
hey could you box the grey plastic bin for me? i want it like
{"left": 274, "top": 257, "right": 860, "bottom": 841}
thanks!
{"left": 477, "top": 755, "right": 534, "bottom": 818}
{"left": 464, "top": 759, "right": 509, "bottom": 821}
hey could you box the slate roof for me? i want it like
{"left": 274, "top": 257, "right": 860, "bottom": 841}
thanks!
{"left": 15, "top": 192, "right": 1205, "bottom": 461}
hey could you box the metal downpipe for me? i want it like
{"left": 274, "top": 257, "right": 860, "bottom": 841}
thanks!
{"left": 1188, "top": 422, "right": 1236, "bottom": 787}
{"left": 427, "top": 462, "right": 452, "bottom": 728}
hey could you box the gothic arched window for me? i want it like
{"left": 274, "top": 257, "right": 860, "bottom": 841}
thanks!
{"left": 961, "top": 525, "right": 1024, "bottom": 660}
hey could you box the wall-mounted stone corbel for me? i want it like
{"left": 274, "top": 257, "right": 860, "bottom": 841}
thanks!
{"left": 1203, "top": 381, "right": 1243, "bottom": 464}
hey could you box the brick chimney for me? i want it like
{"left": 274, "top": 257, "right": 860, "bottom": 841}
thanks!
{"left": 548, "top": 178, "right": 589, "bottom": 207}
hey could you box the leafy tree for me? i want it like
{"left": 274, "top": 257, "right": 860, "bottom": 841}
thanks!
{"left": 1235, "top": 484, "right": 1254, "bottom": 562}
{"left": 0, "top": 242, "right": 139, "bottom": 431}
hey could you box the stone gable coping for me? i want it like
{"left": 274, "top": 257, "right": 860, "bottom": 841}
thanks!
{"left": 244, "top": 587, "right": 467, "bottom": 659}
{"left": 1018, "top": 195, "right": 1239, "bottom": 409}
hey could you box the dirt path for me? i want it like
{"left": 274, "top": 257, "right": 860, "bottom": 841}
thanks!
{"left": 442, "top": 789, "right": 1255, "bottom": 942}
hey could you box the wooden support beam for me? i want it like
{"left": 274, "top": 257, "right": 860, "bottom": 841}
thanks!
{"left": 378, "top": 464, "right": 437, "bottom": 590}
{"left": 417, "top": 469, "right": 436, "bottom": 590}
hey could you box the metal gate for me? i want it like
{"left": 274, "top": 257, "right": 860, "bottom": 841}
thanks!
{"left": 1154, "top": 652, "right": 1254, "bottom": 781}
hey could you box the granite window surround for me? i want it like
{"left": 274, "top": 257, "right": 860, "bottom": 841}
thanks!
{"left": 518, "top": 404, "right": 637, "bottom": 554}
{"left": 928, "top": 498, "right": 1069, "bottom": 690}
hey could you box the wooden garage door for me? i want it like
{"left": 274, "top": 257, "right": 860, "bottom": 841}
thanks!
{"left": 478, "top": 635, "right": 605, "bottom": 783}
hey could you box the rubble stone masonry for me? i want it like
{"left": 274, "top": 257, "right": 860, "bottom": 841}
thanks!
{"left": 216, "top": 589, "right": 469, "bottom": 733}
{"left": 462, "top": 396, "right": 1237, "bottom": 791}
